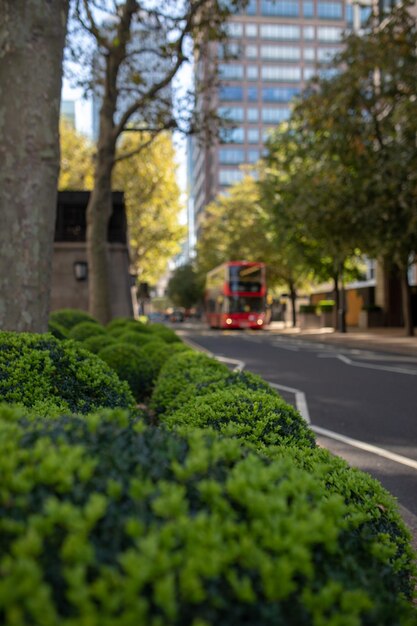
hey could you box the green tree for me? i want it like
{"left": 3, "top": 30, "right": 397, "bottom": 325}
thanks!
{"left": 69, "top": 0, "right": 247, "bottom": 324}
{"left": 0, "top": 1, "right": 69, "bottom": 332}
{"left": 59, "top": 120, "right": 94, "bottom": 190}
{"left": 197, "top": 175, "right": 316, "bottom": 326}
{"left": 113, "top": 132, "right": 185, "bottom": 286}
{"left": 167, "top": 263, "right": 204, "bottom": 310}
{"left": 260, "top": 122, "right": 364, "bottom": 330}
{"left": 289, "top": 3, "right": 417, "bottom": 335}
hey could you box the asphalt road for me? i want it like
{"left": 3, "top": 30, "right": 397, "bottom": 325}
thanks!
{"left": 178, "top": 326, "right": 417, "bottom": 537}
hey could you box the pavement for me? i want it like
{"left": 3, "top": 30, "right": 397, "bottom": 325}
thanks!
{"left": 265, "top": 322, "right": 417, "bottom": 356}
{"left": 179, "top": 319, "right": 417, "bottom": 356}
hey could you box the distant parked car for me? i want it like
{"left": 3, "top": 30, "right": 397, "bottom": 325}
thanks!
{"left": 170, "top": 309, "right": 184, "bottom": 323}
{"left": 148, "top": 312, "right": 166, "bottom": 323}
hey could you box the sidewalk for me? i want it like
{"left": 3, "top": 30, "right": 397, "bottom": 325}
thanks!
{"left": 266, "top": 322, "right": 417, "bottom": 356}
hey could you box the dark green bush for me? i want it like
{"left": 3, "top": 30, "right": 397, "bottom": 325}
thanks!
{"left": 68, "top": 321, "right": 107, "bottom": 342}
{"left": 299, "top": 304, "right": 317, "bottom": 314}
{"left": 151, "top": 352, "right": 280, "bottom": 417}
{"left": 0, "top": 406, "right": 415, "bottom": 626}
{"left": 107, "top": 318, "right": 152, "bottom": 335}
{"left": 117, "top": 330, "right": 161, "bottom": 348}
{"left": 47, "top": 319, "right": 69, "bottom": 340}
{"left": 165, "top": 388, "right": 315, "bottom": 449}
{"left": 98, "top": 344, "right": 154, "bottom": 402}
{"left": 149, "top": 324, "right": 182, "bottom": 343}
{"left": 318, "top": 300, "right": 335, "bottom": 313}
{"left": 82, "top": 333, "right": 117, "bottom": 355}
{"left": 0, "top": 332, "right": 135, "bottom": 414}
{"left": 142, "top": 341, "right": 192, "bottom": 379}
{"left": 150, "top": 351, "right": 230, "bottom": 415}
{"left": 49, "top": 308, "right": 98, "bottom": 330}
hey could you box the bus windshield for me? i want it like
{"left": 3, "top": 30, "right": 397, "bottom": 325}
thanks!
{"left": 226, "top": 296, "right": 264, "bottom": 313}
{"left": 228, "top": 265, "right": 262, "bottom": 292}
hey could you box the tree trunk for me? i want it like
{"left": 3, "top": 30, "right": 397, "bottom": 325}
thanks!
{"left": 289, "top": 280, "right": 297, "bottom": 328}
{"left": 0, "top": 1, "right": 69, "bottom": 332}
{"left": 86, "top": 143, "right": 115, "bottom": 325}
{"left": 400, "top": 267, "right": 414, "bottom": 337}
{"left": 333, "top": 272, "right": 339, "bottom": 330}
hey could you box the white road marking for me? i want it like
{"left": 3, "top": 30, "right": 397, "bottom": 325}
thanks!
{"left": 313, "top": 425, "right": 417, "bottom": 471}
{"left": 269, "top": 382, "right": 311, "bottom": 424}
{"left": 335, "top": 353, "right": 417, "bottom": 375}
{"left": 216, "top": 356, "right": 245, "bottom": 371}
{"left": 181, "top": 334, "right": 417, "bottom": 471}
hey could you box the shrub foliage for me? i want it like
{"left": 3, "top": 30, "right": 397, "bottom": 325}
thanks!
{"left": 0, "top": 407, "right": 414, "bottom": 626}
{"left": 0, "top": 332, "right": 135, "bottom": 414}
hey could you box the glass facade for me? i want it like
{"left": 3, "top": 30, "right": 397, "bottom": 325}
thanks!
{"left": 190, "top": 0, "right": 352, "bottom": 219}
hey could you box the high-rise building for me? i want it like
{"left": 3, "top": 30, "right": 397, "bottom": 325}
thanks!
{"left": 188, "top": 0, "right": 373, "bottom": 245}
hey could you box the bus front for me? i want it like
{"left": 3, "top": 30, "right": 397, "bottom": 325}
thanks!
{"left": 222, "top": 262, "right": 267, "bottom": 329}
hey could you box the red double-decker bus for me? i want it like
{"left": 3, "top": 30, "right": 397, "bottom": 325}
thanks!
{"left": 205, "top": 261, "right": 267, "bottom": 329}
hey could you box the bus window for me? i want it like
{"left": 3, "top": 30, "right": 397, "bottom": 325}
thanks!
{"left": 227, "top": 296, "right": 264, "bottom": 313}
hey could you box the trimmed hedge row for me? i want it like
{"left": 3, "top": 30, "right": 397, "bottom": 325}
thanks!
{"left": 0, "top": 331, "right": 135, "bottom": 414}
{"left": 0, "top": 406, "right": 415, "bottom": 626}
{"left": 46, "top": 310, "right": 191, "bottom": 403}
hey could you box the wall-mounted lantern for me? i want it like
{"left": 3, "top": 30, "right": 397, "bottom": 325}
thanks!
{"left": 73, "top": 261, "right": 88, "bottom": 281}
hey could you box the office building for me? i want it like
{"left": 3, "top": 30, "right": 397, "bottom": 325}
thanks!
{"left": 188, "top": 0, "right": 373, "bottom": 244}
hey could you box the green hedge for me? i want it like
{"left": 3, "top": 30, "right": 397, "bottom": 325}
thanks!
{"left": 150, "top": 352, "right": 230, "bottom": 415}
{"left": 150, "top": 352, "right": 281, "bottom": 417}
{"left": 82, "top": 334, "right": 117, "bottom": 355}
{"left": 107, "top": 318, "right": 152, "bottom": 335}
{"left": 142, "top": 341, "right": 192, "bottom": 379}
{"left": 68, "top": 321, "right": 107, "bottom": 342}
{"left": 49, "top": 308, "right": 98, "bottom": 330}
{"left": 0, "top": 406, "right": 414, "bottom": 626}
{"left": 0, "top": 332, "right": 135, "bottom": 414}
{"left": 164, "top": 387, "right": 316, "bottom": 449}
{"left": 98, "top": 344, "right": 155, "bottom": 403}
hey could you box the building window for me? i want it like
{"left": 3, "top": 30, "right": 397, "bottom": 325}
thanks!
{"left": 225, "top": 22, "right": 243, "bottom": 37}
{"left": 218, "top": 42, "right": 241, "bottom": 59}
{"left": 219, "top": 64, "right": 244, "bottom": 80}
{"left": 219, "top": 86, "right": 243, "bottom": 101}
{"left": 219, "top": 148, "right": 245, "bottom": 164}
{"left": 246, "top": 45, "right": 258, "bottom": 58}
{"left": 247, "top": 128, "right": 260, "bottom": 143}
{"left": 219, "top": 169, "right": 244, "bottom": 185}
{"left": 261, "top": 66, "right": 301, "bottom": 81}
{"left": 303, "top": 1, "right": 314, "bottom": 17}
{"left": 262, "top": 86, "right": 300, "bottom": 102}
{"left": 247, "top": 108, "right": 259, "bottom": 121}
{"left": 317, "top": 26, "right": 343, "bottom": 41}
{"left": 245, "top": 0, "right": 257, "bottom": 14}
{"left": 247, "top": 149, "right": 261, "bottom": 163}
{"left": 219, "top": 127, "right": 245, "bottom": 143}
{"left": 317, "top": 2, "right": 343, "bottom": 19}
{"left": 261, "top": 0, "right": 299, "bottom": 17}
{"left": 245, "top": 24, "right": 257, "bottom": 37}
{"left": 303, "top": 26, "right": 315, "bottom": 39}
{"left": 218, "top": 106, "right": 245, "bottom": 122}
{"left": 247, "top": 65, "right": 259, "bottom": 80}
{"left": 260, "top": 24, "right": 300, "bottom": 40}
{"left": 247, "top": 86, "right": 258, "bottom": 101}
{"left": 260, "top": 45, "right": 301, "bottom": 61}
{"left": 303, "top": 48, "right": 315, "bottom": 61}
{"left": 261, "top": 108, "right": 290, "bottom": 123}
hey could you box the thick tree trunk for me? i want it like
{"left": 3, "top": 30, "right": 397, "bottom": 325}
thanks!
{"left": 86, "top": 145, "right": 114, "bottom": 325}
{"left": 400, "top": 267, "right": 414, "bottom": 337}
{"left": 0, "top": 0, "right": 69, "bottom": 332}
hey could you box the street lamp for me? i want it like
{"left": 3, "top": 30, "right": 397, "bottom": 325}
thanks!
{"left": 73, "top": 261, "right": 88, "bottom": 281}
